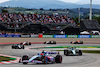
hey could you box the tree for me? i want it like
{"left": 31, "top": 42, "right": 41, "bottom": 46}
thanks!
{"left": 72, "top": 17, "right": 79, "bottom": 25}
{"left": 2, "top": 9, "right": 8, "bottom": 13}
{"left": 40, "top": 8, "right": 44, "bottom": 10}
{"left": 93, "top": 16, "right": 100, "bottom": 24}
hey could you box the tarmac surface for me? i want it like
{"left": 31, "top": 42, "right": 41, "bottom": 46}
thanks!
{"left": 0, "top": 43, "right": 100, "bottom": 67}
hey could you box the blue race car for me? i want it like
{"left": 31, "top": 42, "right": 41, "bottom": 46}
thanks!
{"left": 19, "top": 51, "right": 62, "bottom": 64}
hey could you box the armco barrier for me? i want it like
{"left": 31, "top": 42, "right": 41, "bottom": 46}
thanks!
{"left": 54, "top": 35, "right": 67, "bottom": 38}
{"left": 67, "top": 35, "right": 78, "bottom": 38}
{"left": 43, "top": 35, "right": 53, "bottom": 38}
{"left": 91, "top": 35, "right": 100, "bottom": 38}
{"left": 78, "top": 35, "right": 91, "bottom": 38}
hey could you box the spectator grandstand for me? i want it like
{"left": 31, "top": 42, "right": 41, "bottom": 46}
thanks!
{"left": 0, "top": 13, "right": 78, "bottom": 34}
{"left": 0, "top": 13, "right": 75, "bottom": 24}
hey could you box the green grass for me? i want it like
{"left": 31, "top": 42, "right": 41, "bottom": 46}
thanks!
{"left": 82, "top": 50, "right": 100, "bottom": 54}
{"left": 0, "top": 56, "right": 16, "bottom": 62}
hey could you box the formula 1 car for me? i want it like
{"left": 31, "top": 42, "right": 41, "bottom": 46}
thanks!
{"left": 12, "top": 44, "right": 24, "bottom": 49}
{"left": 19, "top": 51, "right": 62, "bottom": 64}
{"left": 70, "top": 40, "right": 83, "bottom": 44}
{"left": 64, "top": 47, "right": 82, "bottom": 56}
{"left": 44, "top": 40, "right": 56, "bottom": 44}
{"left": 20, "top": 42, "right": 31, "bottom": 45}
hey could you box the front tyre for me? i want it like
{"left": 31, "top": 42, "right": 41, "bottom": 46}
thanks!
{"left": 22, "top": 55, "right": 29, "bottom": 64}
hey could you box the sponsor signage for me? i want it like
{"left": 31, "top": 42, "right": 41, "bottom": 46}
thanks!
{"left": 39, "top": 34, "right": 43, "bottom": 38}
{"left": 54, "top": 35, "right": 67, "bottom": 38}
{"left": 13, "top": 34, "right": 21, "bottom": 37}
{"left": 78, "top": 35, "right": 90, "bottom": 38}
{"left": 31, "top": 35, "right": 39, "bottom": 38}
{"left": 91, "top": 35, "right": 100, "bottom": 38}
{"left": 21, "top": 35, "right": 30, "bottom": 37}
{"left": 0, "top": 34, "right": 21, "bottom": 37}
{"left": 0, "top": 34, "right": 6, "bottom": 37}
{"left": 67, "top": 35, "right": 78, "bottom": 38}
{"left": 43, "top": 35, "right": 53, "bottom": 38}
{"left": 6, "top": 34, "right": 12, "bottom": 37}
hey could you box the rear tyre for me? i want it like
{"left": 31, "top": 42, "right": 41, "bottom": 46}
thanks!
{"left": 80, "top": 41, "right": 83, "bottom": 44}
{"left": 54, "top": 42, "right": 56, "bottom": 44}
{"left": 79, "top": 50, "right": 82, "bottom": 56}
{"left": 55, "top": 55, "right": 62, "bottom": 63}
{"left": 29, "top": 42, "right": 31, "bottom": 45}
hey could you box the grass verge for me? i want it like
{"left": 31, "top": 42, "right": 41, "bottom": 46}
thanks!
{"left": 0, "top": 56, "right": 16, "bottom": 62}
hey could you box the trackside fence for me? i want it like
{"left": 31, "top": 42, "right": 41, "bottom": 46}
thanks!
{"left": 0, "top": 34, "right": 100, "bottom": 38}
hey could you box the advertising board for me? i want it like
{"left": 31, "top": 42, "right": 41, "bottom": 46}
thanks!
{"left": 54, "top": 35, "right": 67, "bottom": 38}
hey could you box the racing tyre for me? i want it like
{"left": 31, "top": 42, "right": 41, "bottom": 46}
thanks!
{"left": 55, "top": 55, "right": 62, "bottom": 63}
{"left": 29, "top": 42, "right": 31, "bottom": 45}
{"left": 50, "top": 41, "right": 56, "bottom": 44}
{"left": 15, "top": 47, "right": 17, "bottom": 49}
{"left": 44, "top": 42, "right": 46, "bottom": 44}
{"left": 41, "top": 56, "right": 46, "bottom": 64}
{"left": 70, "top": 41, "right": 72, "bottom": 44}
{"left": 12, "top": 46, "right": 14, "bottom": 49}
{"left": 74, "top": 41, "right": 78, "bottom": 44}
{"left": 20, "top": 42, "right": 23, "bottom": 45}
{"left": 64, "top": 50, "right": 69, "bottom": 56}
{"left": 22, "top": 45, "right": 25, "bottom": 49}
{"left": 22, "top": 55, "right": 29, "bottom": 64}
{"left": 79, "top": 50, "right": 82, "bottom": 56}
{"left": 80, "top": 41, "right": 83, "bottom": 44}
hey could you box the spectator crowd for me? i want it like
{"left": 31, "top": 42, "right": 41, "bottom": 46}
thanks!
{"left": 0, "top": 13, "right": 75, "bottom": 24}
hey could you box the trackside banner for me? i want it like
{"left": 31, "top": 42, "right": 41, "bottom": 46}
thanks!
{"left": 0, "top": 34, "right": 21, "bottom": 37}
{"left": 12, "top": 34, "right": 21, "bottom": 37}
{"left": 78, "top": 35, "right": 91, "bottom": 38}
{"left": 0, "top": 34, "right": 6, "bottom": 37}
{"left": 67, "top": 35, "right": 78, "bottom": 38}
{"left": 43, "top": 35, "right": 53, "bottom": 38}
{"left": 91, "top": 35, "right": 100, "bottom": 38}
{"left": 21, "top": 35, "right": 30, "bottom": 37}
{"left": 31, "top": 35, "right": 39, "bottom": 38}
{"left": 54, "top": 35, "right": 67, "bottom": 38}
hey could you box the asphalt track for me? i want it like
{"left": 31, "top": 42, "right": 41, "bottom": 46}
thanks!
{"left": 0, "top": 44, "right": 100, "bottom": 67}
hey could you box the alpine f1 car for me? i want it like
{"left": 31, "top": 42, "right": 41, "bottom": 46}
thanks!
{"left": 44, "top": 40, "right": 56, "bottom": 44}
{"left": 19, "top": 51, "right": 62, "bottom": 64}
{"left": 70, "top": 40, "right": 83, "bottom": 44}
{"left": 20, "top": 42, "right": 31, "bottom": 45}
{"left": 64, "top": 47, "right": 82, "bottom": 56}
{"left": 12, "top": 44, "right": 24, "bottom": 49}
